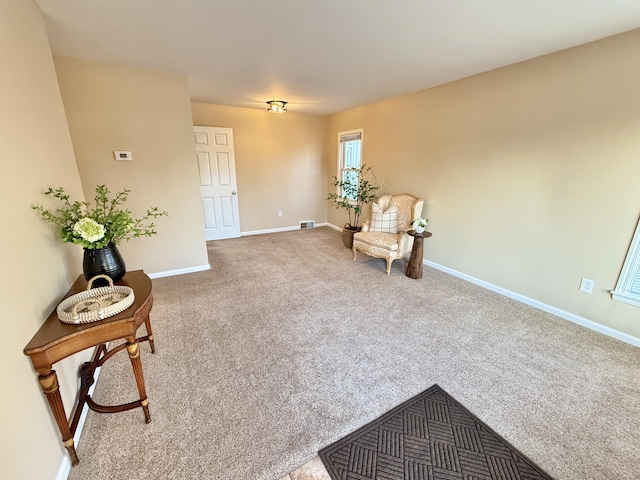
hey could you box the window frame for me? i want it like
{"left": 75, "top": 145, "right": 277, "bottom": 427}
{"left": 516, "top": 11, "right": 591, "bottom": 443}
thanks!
{"left": 612, "top": 216, "right": 640, "bottom": 308}
{"left": 336, "top": 129, "right": 364, "bottom": 201}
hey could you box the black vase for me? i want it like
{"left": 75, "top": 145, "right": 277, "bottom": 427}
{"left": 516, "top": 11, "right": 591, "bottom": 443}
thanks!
{"left": 83, "top": 244, "right": 126, "bottom": 283}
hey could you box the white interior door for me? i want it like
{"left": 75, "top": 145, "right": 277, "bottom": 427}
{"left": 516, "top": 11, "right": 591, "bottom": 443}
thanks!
{"left": 193, "top": 126, "right": 241, "bottom": 240}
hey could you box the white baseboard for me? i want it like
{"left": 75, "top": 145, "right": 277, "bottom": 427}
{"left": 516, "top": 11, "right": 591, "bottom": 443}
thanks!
{"left": 56, "top": 454, "right": 70, "bottom": 480}
{"left": 55, "top": 364, "right": 103, "bottom": 480}
{"left": 147, "top": 264, "right": 210, "bottom": 279}
{"left": 241, "top": 223, "right": 329, "bottom": 236}
{"left": 424, "top": 260, "right": 640, "bottom": 347}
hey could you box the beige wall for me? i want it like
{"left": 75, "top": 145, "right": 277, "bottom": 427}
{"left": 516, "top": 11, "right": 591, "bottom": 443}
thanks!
{"left": 0, "top": 1, "right": 92, "bottom": 478}
{"left": 54, "top": 57, "right": 209, "bottom": 275}
{"left": 191, "top": 103, "right": 327, "bottom": 231}
{"left": 328, "top": 29, "right": 640, "bottom": 338}
{"left": 4, "top": 5, "right": 638, "bottom": 477}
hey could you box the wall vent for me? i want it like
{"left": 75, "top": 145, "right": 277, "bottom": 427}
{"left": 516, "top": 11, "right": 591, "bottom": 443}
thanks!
{"left": 299, "top": 220, "right": 315, "bottom": 229}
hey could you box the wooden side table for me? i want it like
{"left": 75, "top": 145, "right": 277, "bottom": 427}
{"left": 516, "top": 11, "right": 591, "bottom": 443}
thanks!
{"left": 406, "top": 230, "right": 432, "bottom": 279}
{"left": 23, "top": 270, "right": 155, "bottom": 466}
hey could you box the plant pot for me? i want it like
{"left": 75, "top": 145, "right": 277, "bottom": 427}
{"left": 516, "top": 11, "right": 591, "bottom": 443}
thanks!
{"left": 342, "top": 225, "right": 362, "bottom": 249}
{"left": 83, "top": 244, "right": 126, "bottom": 284}
{"left": 415, "top": 226, "right": 425, "bottom": 234}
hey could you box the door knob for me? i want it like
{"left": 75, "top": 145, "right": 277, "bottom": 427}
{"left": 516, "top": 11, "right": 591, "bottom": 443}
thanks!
{"left": 232, "top": 191, "right": 237, "bottom": 195}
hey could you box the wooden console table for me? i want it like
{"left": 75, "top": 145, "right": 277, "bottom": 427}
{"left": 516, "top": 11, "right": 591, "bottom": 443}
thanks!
{"left": 406, "top": 230, "right": 433, "bottom": 279}
{"left": 23, "top": 270, "right": 155, "bottom": 466}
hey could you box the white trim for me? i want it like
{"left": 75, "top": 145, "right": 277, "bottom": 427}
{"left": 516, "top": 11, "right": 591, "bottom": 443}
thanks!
{"left": 337, "top": 128, "right": 364, "bottom": 198}
{"left": 611, "top": 291, "right": 640, "bottom": 308}
{"left": 56, "top": 455, "right": 70, "bottom": 480}
{"left": 55, "top": 364, "right": 103, "bottom": 480}
{"left": 241, "top": 223, "right": 328, "bottom": 237}
{"left": 611, "top": 216, "right": 640, "bottom": 308}
{"left": 424, "top": 260, "right": 640, "bottom": 348}
{"left": 147, "top": 264, "right": 210, "bottom": 279}
{"left": 326, "top": 223, "right": 342, "bottom": 232}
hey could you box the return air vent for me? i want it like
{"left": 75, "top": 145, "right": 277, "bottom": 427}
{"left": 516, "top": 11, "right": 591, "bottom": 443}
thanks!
{"left": 299, "top": 220, "right": 315, "bottom": 229}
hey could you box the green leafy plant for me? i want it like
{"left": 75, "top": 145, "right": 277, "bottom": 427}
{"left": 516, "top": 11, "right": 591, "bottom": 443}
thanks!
{"left": 33, "top": 185, "right": 168, "bottom": 249}
{"left": 326, "top": 164, "right": 379, "bottom": 229}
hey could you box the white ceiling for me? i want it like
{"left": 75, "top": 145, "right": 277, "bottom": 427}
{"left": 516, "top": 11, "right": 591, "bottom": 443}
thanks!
{"left": 36, "top": 0, "right": 640, "bottom": 116}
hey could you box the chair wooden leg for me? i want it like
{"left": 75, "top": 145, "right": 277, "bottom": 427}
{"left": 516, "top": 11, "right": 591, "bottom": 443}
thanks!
{"left": 352, "top": 246, "right": 358, "bottom": 261}
{"left": 386, "top": 259, "right": 392, "bottom": 275}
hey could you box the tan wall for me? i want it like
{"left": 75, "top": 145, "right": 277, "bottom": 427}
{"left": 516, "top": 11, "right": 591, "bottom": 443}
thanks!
{"left": 3, "top": 8, "right": 637, "bottom": 477}
{"left": 191, "top": 103, "right": 328, "bottom": 231}
{"left": 54, "top": 57, "right": 209, "bottom": 275}
{"left": 327, "top": 29, "right": 640, "bottom": 338}
{"left": 0, "top": 1, "right": 92, "bottom": 478}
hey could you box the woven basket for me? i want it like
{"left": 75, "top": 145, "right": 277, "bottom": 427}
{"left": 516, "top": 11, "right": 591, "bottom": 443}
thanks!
{"left": 341, "top": 225, "right": 361, "bottom": 249}
{"left": 57, "top": 274, "right": 135, "bottom": 325}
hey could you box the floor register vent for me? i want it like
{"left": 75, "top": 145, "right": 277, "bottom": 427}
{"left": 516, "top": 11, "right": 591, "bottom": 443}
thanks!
{"left": 299, "top": 220, "right": 315, "bottom": 229}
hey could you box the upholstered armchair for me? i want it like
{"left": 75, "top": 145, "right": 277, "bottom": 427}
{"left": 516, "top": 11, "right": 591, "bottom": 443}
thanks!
{"left": 352, "top": 194, "right": 424, "bottom": 275}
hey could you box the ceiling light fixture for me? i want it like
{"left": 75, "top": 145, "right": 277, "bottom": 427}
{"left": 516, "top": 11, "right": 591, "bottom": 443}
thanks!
{"left": 266, "top": 100, "right": 287, "bottom": 113}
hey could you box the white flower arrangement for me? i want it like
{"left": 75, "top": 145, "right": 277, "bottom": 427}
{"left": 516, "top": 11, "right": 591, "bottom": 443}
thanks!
{"left": 412, "top": 217, "right": 429, "bottom": 229}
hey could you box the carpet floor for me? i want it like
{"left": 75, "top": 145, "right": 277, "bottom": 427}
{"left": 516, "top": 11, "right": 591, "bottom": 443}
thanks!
{"left": 68, "top": 227, "right": 640, "bottom": 480}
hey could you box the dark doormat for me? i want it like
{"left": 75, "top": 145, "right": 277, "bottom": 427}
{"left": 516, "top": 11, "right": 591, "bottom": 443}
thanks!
{"left": 319, "top": 384, "right": 555, "bottom": 480}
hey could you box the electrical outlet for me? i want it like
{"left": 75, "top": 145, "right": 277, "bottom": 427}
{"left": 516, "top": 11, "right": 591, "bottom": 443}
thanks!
{"left": 277, "top": 210, "right": 283, "bottom": 218}
{"left": 579, "top": 278, "right": 595, "bottom": 294}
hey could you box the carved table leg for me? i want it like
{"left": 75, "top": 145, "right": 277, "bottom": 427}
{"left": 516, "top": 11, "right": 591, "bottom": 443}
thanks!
{"left": 126, "top": 341, "right": 151, "bottom": 423}
{"left": 39, "top": 370, "right": 79, "bottom": 466}
{"left": 144, "top": 315, "right": 156, "bottom": 354}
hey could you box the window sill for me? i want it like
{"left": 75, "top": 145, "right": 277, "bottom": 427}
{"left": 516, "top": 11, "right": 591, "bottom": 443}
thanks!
{"left": 611, "top": 291, "right": 640, "bottom": 308}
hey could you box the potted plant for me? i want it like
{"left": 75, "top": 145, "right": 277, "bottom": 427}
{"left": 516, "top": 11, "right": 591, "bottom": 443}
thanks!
{"left": 327, "top": 164, "right": 379, "bottom": 248}
{"left": 411, "top": 217, "right": 429, "bottom": 234}
{"left": 33, "top": 185, "right": 168, "bottom": 282}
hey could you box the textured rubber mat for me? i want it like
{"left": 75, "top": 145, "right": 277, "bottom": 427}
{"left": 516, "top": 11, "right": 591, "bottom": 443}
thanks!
{"left": 319, "top": 384, "right": 555, "bottom": 480}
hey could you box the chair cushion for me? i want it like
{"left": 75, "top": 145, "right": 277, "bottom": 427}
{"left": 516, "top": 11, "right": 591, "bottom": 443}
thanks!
{"left": 353, "top": 232, "right": 399, "bottom": 251}
{"left": 370, "top": 203, "right": 398, "bottom": 233}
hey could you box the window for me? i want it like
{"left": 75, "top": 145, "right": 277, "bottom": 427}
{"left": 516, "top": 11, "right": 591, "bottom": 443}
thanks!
{"left": 612, "top": 216, "right": 640, "bottom": 308}
{"left": 337, "top": 129, "right": 363, "bottom": 200}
